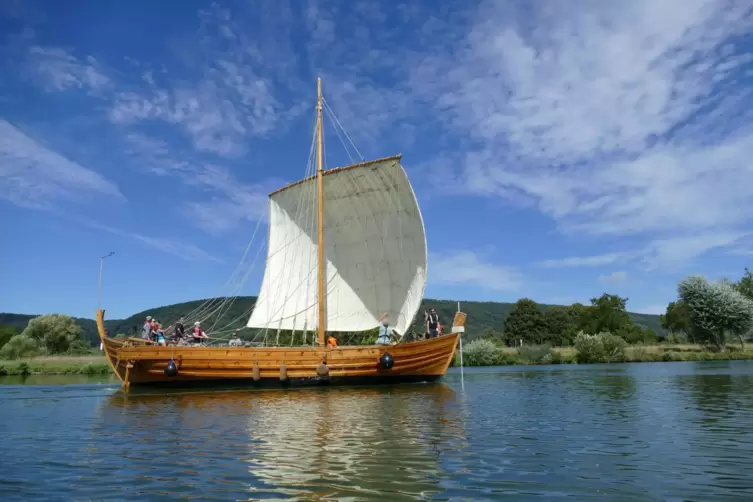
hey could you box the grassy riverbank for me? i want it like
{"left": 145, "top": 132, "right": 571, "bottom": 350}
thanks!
{"left": 454, "top": 342, "right": 753, "bottom": 367}
{"left": 0, "top": 355, "right": 110, "bottom": 376}
{"left": 3, "top": 343, "right": 753, "bottom": 377}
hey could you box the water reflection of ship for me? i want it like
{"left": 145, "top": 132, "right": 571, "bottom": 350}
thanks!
{"left": 246, "top": 385, "right": 465, "bottom": 500}
{"left": 101, "top": 385, "right": 466, "bottom": 500}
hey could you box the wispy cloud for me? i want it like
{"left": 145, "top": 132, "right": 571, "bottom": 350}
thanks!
{"left": 429, "top": 250, "right": 522, "bottom": 291}
{"left": 0, "top": 120, "right": 125, "bottom": 209}
{"left": 183, "top": 163, "right": 271, "bottom": 235}
{"left": 639, "top": 232, "right": 745, "bottom": 269}
{"left": 539, "top": 252, "right": 629, "bottom": 268}
{"left": 76, "top": 218, "right": 221, "bottom": 263}
{"left": 301, "top": 1, "right": 424, "bottom": 154}
{"left": 9, "top": 3, "right": 290, "bottom": 235}
{"left": 538, "top": 232, "right": 746, "bottom": 271}
{"left": 598, "top": 271, "right": 628, "bottom": 285}
{"left": 25, "top": 46, "right": 110, "bottom": 93}
{"left": 413, "top": 0, "right": 753, "bottom": 238}
{"left": 109, "top": 3, "right": 305, "bottom": 158}
{"left": 123, "top": 132, "right": 272, "bottom": 234}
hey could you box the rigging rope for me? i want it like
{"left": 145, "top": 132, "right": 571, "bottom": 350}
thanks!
{"left": 206, "top": 89, "right": 422, "bottom": 348}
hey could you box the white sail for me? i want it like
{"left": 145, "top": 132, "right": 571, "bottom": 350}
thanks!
{"left": 247, "top": 155, "right": 427, "bottom": 335}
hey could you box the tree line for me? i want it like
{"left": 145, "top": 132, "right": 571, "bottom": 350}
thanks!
{"left": 480, "top": 293, "right": 659, "bottom": 347}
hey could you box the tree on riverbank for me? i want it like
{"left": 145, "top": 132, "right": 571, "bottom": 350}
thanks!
{"left": 678, "top": 276, "right": 753, "bottom": 351}
{"left": 583, "top": 294, "right": 631, "bottom": 334}
{"left": 660, "top": 301, "right": 691, "bottom": 341}
{"left": 21, "top": 314, "right": 83, "bottom": 354}
{"left": 733, "top": 268, "right": 753, "bottom": 301}
{"left": 503, "top": 298, "right": 546, "bottom": 345}
{"left": 0, "top": 325, "right": 19, "bottom": 350}
{"left": 542, "top": 307, "right": 578, "bottom": 346}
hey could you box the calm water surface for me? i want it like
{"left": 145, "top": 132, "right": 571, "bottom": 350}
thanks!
{"left": 2, "top": 361, "right": 753, "bottom": 501}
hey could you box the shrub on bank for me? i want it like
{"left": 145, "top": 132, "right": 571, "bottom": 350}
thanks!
{"left": 517, "top": 344, "right": 556, "bottom": 364}
{"left": 462, "top": 339, "right": 499, "bottom": 366}
{"left": 65, "top": 340, "right": 95, "bottom": 355}
{"left": 0, "top": 335, "right": 40, "bottom": 360}
{"left": 573, "top": 331, "right": 627, "bottom": 363}
{"left": 625, "top": 344, "right": 661, "bottom": 362}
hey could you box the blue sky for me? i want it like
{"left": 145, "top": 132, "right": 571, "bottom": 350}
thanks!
{"left": 1, "top": 0, "right": 752, "bottom": 320}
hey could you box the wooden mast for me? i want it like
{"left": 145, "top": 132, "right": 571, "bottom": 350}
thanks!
{"left": 316, "top": 77, "right": 326, "bottom": 346}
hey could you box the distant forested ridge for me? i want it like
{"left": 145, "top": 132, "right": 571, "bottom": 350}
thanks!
{"left": 0, "top": 296, "right": 665, "bottom": 347}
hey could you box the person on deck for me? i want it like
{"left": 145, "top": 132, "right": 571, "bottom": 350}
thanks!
{"left": 150, "top": 319, "right": 160, "bottom": 342}
{"left": 141, "top": 316, "right": 153, "bottom": 340}
{"left": 192, "top": 322, "right": 208, "bottom": 345}
{"left": 425, "top": 308, "right": 440, "bottom": 339}
{"left": 376, "top": 313, "right": 391, "bottom": 345}
{"left": 327, "top": 335, "right": 338, "bottom": 348}
{"left": 173, "top": 317, "right": 186, "bottom": 342}
{"left": 155, "top": 321, "right": 166, "bottom": 346}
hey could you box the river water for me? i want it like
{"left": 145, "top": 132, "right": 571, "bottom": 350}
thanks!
{"left": 1, "top": 361, "right": 753, "bottom": 501}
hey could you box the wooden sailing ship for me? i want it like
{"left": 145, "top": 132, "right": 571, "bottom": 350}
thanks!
{"left": 97, "top": 78, "right": 466, "bottom": 389}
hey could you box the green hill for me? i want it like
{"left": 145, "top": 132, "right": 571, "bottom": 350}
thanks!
{"left": 0, "top": 296, "right": 666, "bottom": 346}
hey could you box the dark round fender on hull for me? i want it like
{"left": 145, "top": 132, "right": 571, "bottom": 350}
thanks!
{"left": 316, "top": 363, "right": 329, "bottom": 376}
{"left": 252, "top": 362, "right": 261, "bottom": 381}
{"left": 379, "top": 352, "right": 394, "bottom": 370}
{"left": 164, "top": 359, "right": 179, "bottom": 377}
{"left": 280, "top": 363, "right": 288, "bottom": 381}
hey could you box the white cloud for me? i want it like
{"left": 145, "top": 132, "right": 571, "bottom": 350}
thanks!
{"left": 299, "top": 1, "right": 421, "bottom": 155}
{"left": 110, "top": 84, "right": 254, "bottom": 158}
{"left": 598, "top": 271, "right": 628, "bottom": 285}
{"left": 538, "top": 232, "right": 746, "bottom": 271}
{"left": 25, "top": 46, "right": 110, "bottom": 93}
{"left": 0, "top": 120, "right": 125, "bottom": 209}
{"left": 539, "top": 252, "right": 629, "bottom": 268}
{"left": 639, "top": 232, "right": 745, "bottom": 269}
{"left": 109, "top": 3, "right": 305, "bottom": 158}
{"left": 182, "top": 164, "right": 271, "bottom": 235}
{"left": 123, "top": 132, "right": 272, "bottom": 234}
{"left": 429, "top": 250, "right": 522, "bottom": 291}
{"left": 413, "top": 0, "right": 753, "bottom": 238}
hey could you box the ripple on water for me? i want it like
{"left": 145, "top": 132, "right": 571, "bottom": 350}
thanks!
{"left": 1, "top": 362, "right": 753, "bottom": 500}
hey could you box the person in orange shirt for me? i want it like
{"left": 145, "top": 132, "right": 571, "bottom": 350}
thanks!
{"left": 327, "top": 335, "right": 338, "bottom": 348}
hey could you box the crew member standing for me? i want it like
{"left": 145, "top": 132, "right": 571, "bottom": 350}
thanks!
{"left": 425, "top": 308, "right": 440, "bottom": 339}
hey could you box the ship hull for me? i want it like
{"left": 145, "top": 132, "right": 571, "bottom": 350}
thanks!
{"left": 96, "top": 310, "right": 461, "bottom": 390}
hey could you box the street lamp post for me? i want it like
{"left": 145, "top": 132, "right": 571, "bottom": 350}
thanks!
{"left": 98, "top": 252, "right": 115, "bottom": 310}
